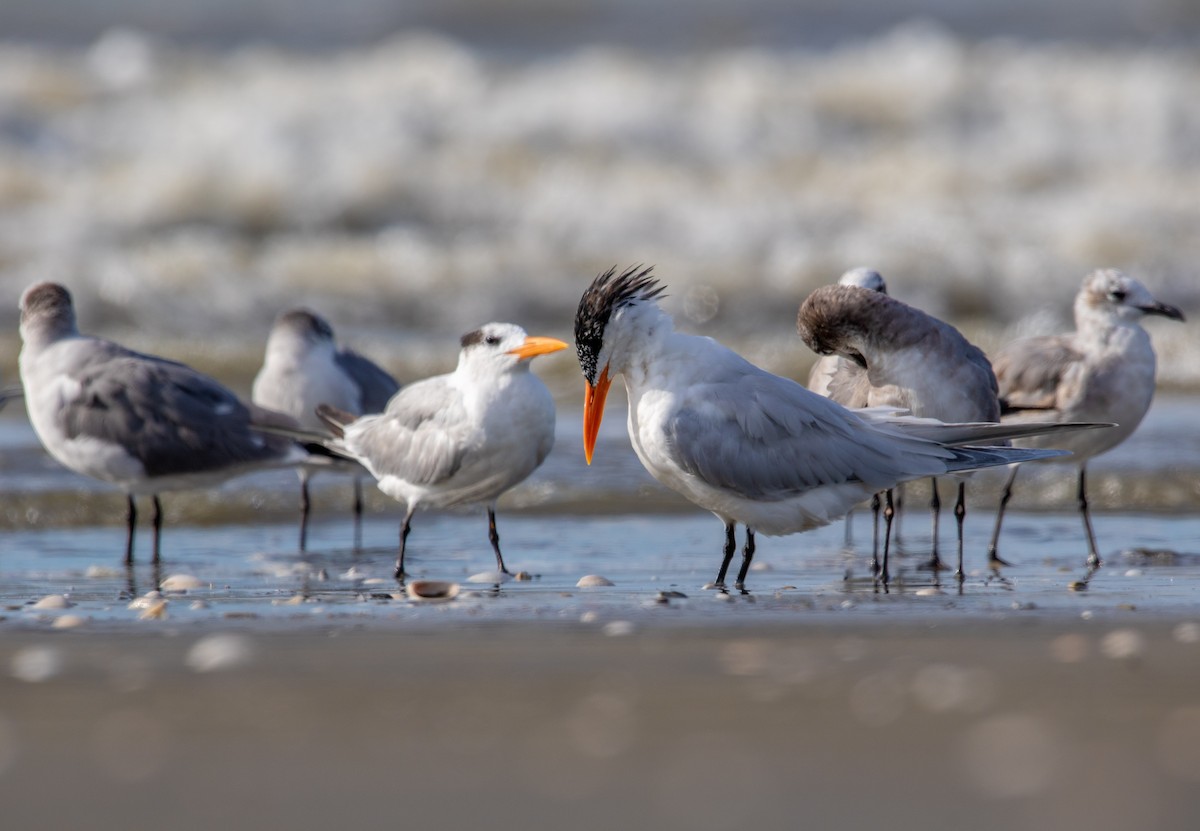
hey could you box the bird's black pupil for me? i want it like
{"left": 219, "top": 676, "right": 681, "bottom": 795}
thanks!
{"left": 485, "top": 335, "right": 500, "bottom": 345}
{"left": 1110, "top": 290, "right": 1126, "bottom": 301}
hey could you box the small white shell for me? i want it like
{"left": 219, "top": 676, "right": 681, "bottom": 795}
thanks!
{"left": 137, "top": 600, "right": 168, "bottom": 620}
{"left": 405, "top": 580, "right": 460, "bottom": 602}
{"left": 32, "top": 594, "right": 73, "bottom": 610}
{"left": 576, "top": 575, "right": 614, "bottom": 588}
{"left": 51, "top": 614, "right": 88, "bottom": 629}
{"left": 467, "top": 571, "right": 512, "bottom": 584}
{"left": 127, "top": 591, "right": 164, "bottom": 610}
{"left": 160, "top": 574, "right": 204, "bottom": 591}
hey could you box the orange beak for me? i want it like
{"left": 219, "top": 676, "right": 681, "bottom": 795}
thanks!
{"left": 508, "top": 335, "right": 569, "bottom": 361}
{"left": 583, "top": 365, "right": 611, "bottom": 465}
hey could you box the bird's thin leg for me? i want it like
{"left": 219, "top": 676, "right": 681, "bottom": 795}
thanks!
{"left": 870, "top": 493, "right": 882, "bottom": 576}
{"left": 352, "top": 477, "right": 364, "bottom": 551}
{"left": 842, "top": 507, "right": 854, "bottom": 548}
{"left": 893, "top": 481, "right": 905, "bottom": 543}
{"left": 1078, "top": 466, "right": 1102, "bottom": 569}
{"left": 925, "top": 477, "right": 944, "bottom": 571}
{"left": 487, "top": 506, "right": 511, "bottom": 575}
{"left": 735, "top": 528, "right": 757, "bottom": 590}
{"left": 954, "top": 481, "right": 967, "bottom": 587}
{"left": 124, "top": 495, "right": 137, "bottom": 566}
{"left": 879, "top": 489, "right": 896, "bottom": 590}
{"left": 987, "top": 466, "right": 1020, "bottom": 567}
{"left": 394, "top": 506, "right": 415, "bottom": 581}
{"left": 713, "top": 522, "right": 737, "bottom": 588}
{"left": 151, "top": 495, "right": 163, "bottom": 565}
{"left": 298, "top": 473, "right": 311, "bottom": 553}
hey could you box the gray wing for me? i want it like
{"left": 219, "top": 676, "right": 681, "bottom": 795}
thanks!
{"left": 61, "top": 350, "right": 291, "bottom": 476}
{"left": 334, "top": 348, "right": 400, "bottom": 413}
{"left": 663, "top": 368, "right": 949, "bottom": 500}
{"left": 993, "top": 335, "right": 1082, "bottom": 411}
{"left": 346, "top": 376, "right": 468, "bottom": 486}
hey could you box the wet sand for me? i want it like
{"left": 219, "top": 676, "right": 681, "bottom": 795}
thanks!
{"left": 3, "top": 619, "right": 1200, "bottom": 830}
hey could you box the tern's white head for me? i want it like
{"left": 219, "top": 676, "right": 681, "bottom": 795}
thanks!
{"left": 1075, "top": 269, "right": 1184, "bottom": 328}
{"left": 19, "top": 282, "right": 79, "bottom": 346}
{"left": 838, "top": 267, "right": 888, "bottom": 294}
{"left": 456, "top": 322, "right": 568, "bottom": 382}
{"left": 574, "top": 265, "right": 668, "bottom": 463}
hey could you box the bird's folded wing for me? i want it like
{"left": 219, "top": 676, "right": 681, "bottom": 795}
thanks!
{"left": 347, "top": 378, "right": 468, "bottom": 486}
{"left": 993, "top": 335, "right": 1082, "bottom": 411}
{"left": 335, "top": 348, "right": 401, "bottom": 412}
{"left": 663, "top": 372, "right": 949, "bottom": 500}
{"left": 59, "top": 353, "right": 281, "bottom": 476}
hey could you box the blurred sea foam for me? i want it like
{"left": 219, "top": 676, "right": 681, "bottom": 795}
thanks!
{"left": 0, "top": 4, "right": 1197, "bottom": 388}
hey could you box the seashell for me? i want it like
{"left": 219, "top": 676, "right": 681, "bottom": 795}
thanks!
{"left": 138, "top": 600, "right": 168, "bottom": 620}
{"left": 160, "top": 574, "right": 204, "bottom": 591}
{"left": 915, "top": 587, "right": 944, "bottom": 597}
{"left": 127, "top": 591, "right": 164, "bottom": 610}
{"left": 186, "top": 634, "right": 254, "bottom": 672}
{"left": 576, "top": 575, "right": 614, "bottom": 588}
{"left": 32, "top": 594, "right": 73, "bottom": 610}
{"left": 361, "top": 578, "right": 390, "bottom": 586}
{"left": 85, "top": 565, "right": 124, "bottom": 579}
{"left": 405, "top": 580, "right": 460, "bottom": 602}
{"left": 513, "top": 571, "right": 534, "bottom": 581}
{"left": 467, "top": 571, "right": 512, "bottom": 584}
{"left": 52, "top": 614, "right": 87, "bottom": 629}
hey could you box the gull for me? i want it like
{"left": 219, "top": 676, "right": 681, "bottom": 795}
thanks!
{"left": 987, "top": 268, "right": 1184, "bottom": 569}
{"left": 311, "top": 322, "right": 567, "bottom": 580}
{"left": 253, "top": 308, "right": 400, "bottom": 551}
{"left": 17, "top": 282, "right": 308, "bottom": 565}
{"left": 798, "top": 282, "right": 1002, "bottom": 583}
{"left": 804, "top": 267, "right": 888, "bottom": 549}
{"left": 575, "top": 265, "right": 1086, "bottom": 591}
{"left": 806, "top": 268, "right": 888, "bottom": 397}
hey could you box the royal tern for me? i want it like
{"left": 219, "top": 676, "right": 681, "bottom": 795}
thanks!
{"left": 988, "top": 269, "right": 1184, "bottom": 569}
{"left": 253, "top": 308, "right": 400, "bottom": 551}
{"left": 575, "top": 265, "right": 1082, "bottom": 590}
{"left": 799, "top": 282, "right": 1002, "bottom": 582}
{"left": 312, "top": 322, "right": 567, "bottom": 580}
{"left": 18, "top": 282, "right": 307, "bottom": 565}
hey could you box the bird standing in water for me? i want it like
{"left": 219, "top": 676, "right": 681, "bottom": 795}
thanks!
{"left": 574, "top": 266, "right": 1081, "bottom": 591}
{"left": 253, "top": 308, "right": 400, "bottom": 551}
{"left": 312, "top": 322, "right": 567, "bottom": 580}
{"left": 988, "top": 269, "right": 1184, "bottom": 569}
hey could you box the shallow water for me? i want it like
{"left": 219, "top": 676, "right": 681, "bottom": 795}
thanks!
{"left": 3, "top": 394, "right": 1198, "bottom": 629}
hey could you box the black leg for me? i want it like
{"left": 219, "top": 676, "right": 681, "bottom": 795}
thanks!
{"left": 879, "top": 489, "right": 895, "bottom": 590}
{"left": 925, "top": 477, "right": 944, "bottom": 570}
{"left": 352, "top": 477, "right": 364, "bottom": 551}
{"left": 987, "top": 466, "right": 1019, "bottom": 567}
{"left": 151, "top": 495, "right": 163, "bottom": 565}
{"left": 487, "top": 506, "right": 510, "bottom": 575}
{"left": 954, "top": 481, "right": 967, "bottom": 586}
{"left": 298, "top": 475, "right": 311, "bottom": 553}
{"left": 734, "top": 528, "right": 757, "bottom": 589}
{"left": 713, "top": 522, "right": 736, "bottom": 587}
{"left": 124, "top": 495, "right": 137, "bottom": 566}
{"left": 870, "top": 492, "right": 882, "bottom": 576}
{"left": 1078, "top": 466, "right": 1102, "bottom": 569}
{"left": 394, "top": 507, "right": 414, "bottom": 581}
{"left": 843, "top": 506, "right": 854, "bottom": 548}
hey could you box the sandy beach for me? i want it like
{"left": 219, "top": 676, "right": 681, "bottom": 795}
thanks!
{"left": 3, "top": 619, "right": 1200, "bottom": 830}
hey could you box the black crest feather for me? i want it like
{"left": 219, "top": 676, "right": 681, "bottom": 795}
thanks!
{"left": 574, "top": 265, "right": 666, "bottom": 384}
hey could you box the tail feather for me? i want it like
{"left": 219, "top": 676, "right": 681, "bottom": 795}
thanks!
{"left": 315, "top": 403, "right": 356, "bottom": 439}
{"left": 944, "top": 445, "right": 1069, "bottom": 474}
{"left": 857, "top": 409, "right": 1114, "bottom": 447}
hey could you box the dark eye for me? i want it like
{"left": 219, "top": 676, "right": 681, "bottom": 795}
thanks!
{"left": 1109, "top": 290, "right": 1127, "bottom": 302}
{"left": 485, "top": 335, "right": 501, "bottom": 345}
